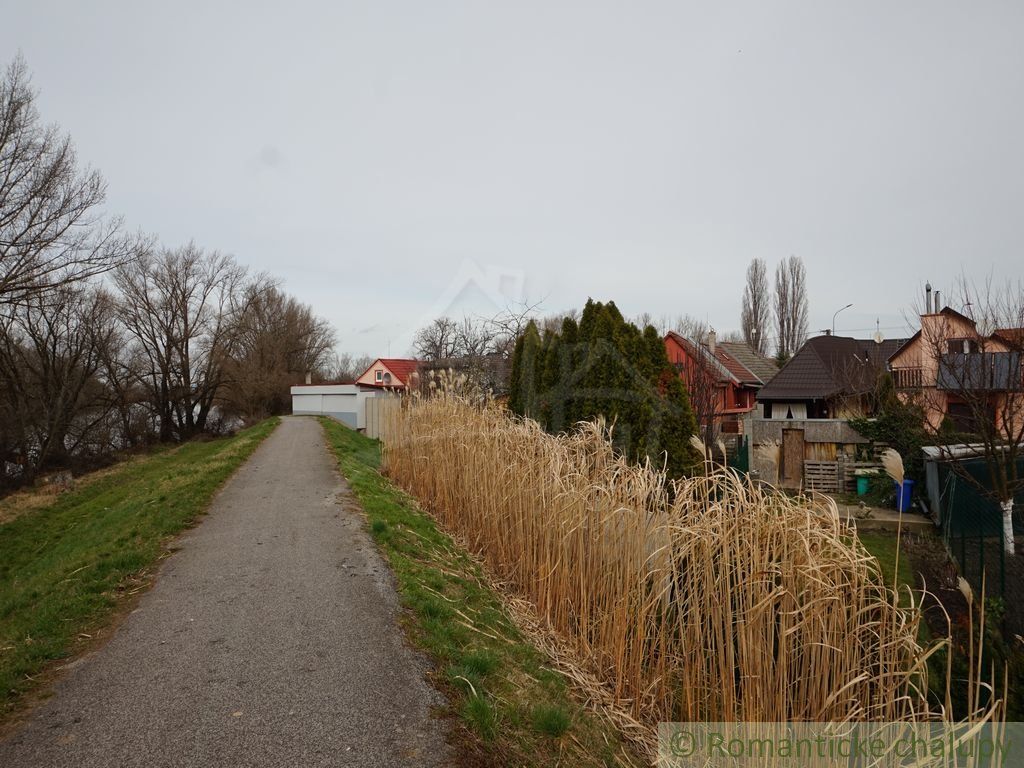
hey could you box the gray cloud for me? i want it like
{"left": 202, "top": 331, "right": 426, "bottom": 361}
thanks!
{"left": 4, "top": 1, "right": 1022, "bottom": 356}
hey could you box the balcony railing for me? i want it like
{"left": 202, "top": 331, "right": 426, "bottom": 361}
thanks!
{"left": 938, "top": 352, "right": 1024, "bottom": 392}
{"left": 892, "top": 367, "right": 925, "bottom": 389}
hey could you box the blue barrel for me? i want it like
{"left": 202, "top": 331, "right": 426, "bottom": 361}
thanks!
{"left": 894, "top": 479, "right": 915, "bottom": 512}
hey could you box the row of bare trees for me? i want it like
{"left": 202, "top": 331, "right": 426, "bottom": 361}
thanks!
{"left": 0, "top": 56, "right": 334, "bottom": 484}
{"left": 0, "top": 242, "right": 334, "bottom": 481}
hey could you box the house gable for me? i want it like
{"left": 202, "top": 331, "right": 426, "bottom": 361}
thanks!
{"left": 355, "top": 358, "right": 420, "bottom": 388}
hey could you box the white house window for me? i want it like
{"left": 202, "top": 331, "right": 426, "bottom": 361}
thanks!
{"left": 375, "top": 369, "right": 383, "bottom": 382}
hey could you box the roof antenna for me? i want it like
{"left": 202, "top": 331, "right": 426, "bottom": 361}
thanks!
{"left": 873, "top": 318, "right": 883, "bottom": 344}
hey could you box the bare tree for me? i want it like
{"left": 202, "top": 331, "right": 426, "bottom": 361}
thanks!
{"left": 774, "top": 255, "right": 809, "bottom": 360}
{"left": 669, "top": 314, "right": 709, "bottom": 344}
{"left": 93, "top": 296, "right": 153, "bottom": 450}
{"left": 328, "top": 352, "right": 375, "bottom": 382}
{"left": 481, "top": 299, "right": 545, "bottom": 360}
{"left": 741, "top": 257, "right": 771, "bottom": 355}
{"left": 453, "top": 315, "right": 492, "bottom": 360}
{"left": 683, "top": 341, "right": 723, "bottom": 451}
{"left": 0, "top": 284, "right": 119, "bottom": 474}
{"left": 921, "top": 277, "right": 1024, "bottom": 555}
{"left": 412, "top": 302, "right": 546, "bottom": 395}
{"left": 0, "top": 56, "right": 133, "bottom": 306}
{"left": 220, "top": 284, "right": 335, "bottom": 420}
{"left": 115, "top": 244, "right": 248, "bottom": 440}
{"left": 412, "top": 316, "right": 460, "bottom": 361}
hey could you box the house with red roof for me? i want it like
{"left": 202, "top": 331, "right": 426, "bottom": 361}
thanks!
{"left": 664, "top": 331, "right": 777, "bottom": 435}
{"left": 355, "top": 358, "right": 421, "bottom": 390}
{"left": 290, "top": 358, "right": 420, "bottom": 432}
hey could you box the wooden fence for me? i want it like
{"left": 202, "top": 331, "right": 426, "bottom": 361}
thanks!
{"left": 364, "top": 396, "right": 400, "bottom": 441}
{"left": 804, "top": 459, "right": 882, "bottom": 494}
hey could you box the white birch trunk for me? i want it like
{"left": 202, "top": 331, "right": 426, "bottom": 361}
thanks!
{"left": 1002, "top": 499, "right": 1015, "bottom": 555}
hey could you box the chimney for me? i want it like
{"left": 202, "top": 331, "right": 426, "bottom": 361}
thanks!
{"left": 934, "top": 290, "right": 940, "bottom": 311}
{"left": 708, "top": 328, "right": 716, "bottom": 355}
{"left": 305, "top": 371, "right": 312, "bottom": 385}
{"left": 925, "top": 282, "right": 933, "bottom": 313}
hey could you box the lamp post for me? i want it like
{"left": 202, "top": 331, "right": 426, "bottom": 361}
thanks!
{"left": 832, "top": 303, "right": 853, "bottom": 335}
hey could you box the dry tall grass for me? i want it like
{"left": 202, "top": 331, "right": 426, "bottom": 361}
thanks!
{"left": 381, "top": 389, "right": 1000, "bottom": 734}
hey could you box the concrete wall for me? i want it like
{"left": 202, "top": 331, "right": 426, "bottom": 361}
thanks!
{"left": 290, "top": 384, "right": 387, "bottom": 430}
{"left": 751, "top": 418, "right": 868, "bottom": 446}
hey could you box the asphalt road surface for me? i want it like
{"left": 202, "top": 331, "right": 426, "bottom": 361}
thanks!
{"left": 0, "top": 416, "right": 451, "bottom": 767}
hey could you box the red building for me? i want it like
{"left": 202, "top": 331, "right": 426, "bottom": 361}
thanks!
{"left": 664, "top": 331, "right": 777, "bottom": 435}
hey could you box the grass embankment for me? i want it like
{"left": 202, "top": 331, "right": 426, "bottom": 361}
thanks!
{"left": 0, "top": 418, "right": 279, "bottom": 718}
{"left": 320, "top": 417, "right": 638, "bottom": 767}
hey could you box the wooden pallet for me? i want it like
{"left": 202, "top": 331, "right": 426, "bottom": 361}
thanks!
{"left": 804, "top": 460, "right": 842, "bottom": 492}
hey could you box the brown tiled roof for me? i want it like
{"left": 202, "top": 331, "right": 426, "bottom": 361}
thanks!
{"left": 993, "top": 328, "right": 1024, "bottom": 347}
{"left": 757, "top": 335, "right": 908, "bottom": 401}
{"left": 717, "top": 342, "right": 778, "bottom": 385}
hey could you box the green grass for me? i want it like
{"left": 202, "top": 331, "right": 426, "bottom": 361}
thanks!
{"left": 320, "top": 418, "right": 637, "bottom": 767}
{"left": 0, "top": 419, "right": 279, "bottom": 716}
{"left": 531, "top": 703, "right": 572, "bottom": 737}
{"left": 857, "top": 531, "right": 917, "bottom": 596}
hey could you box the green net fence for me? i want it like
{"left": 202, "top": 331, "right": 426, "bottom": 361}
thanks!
{"left": 935, "top": 457, "right": 1024, "bottom": 596}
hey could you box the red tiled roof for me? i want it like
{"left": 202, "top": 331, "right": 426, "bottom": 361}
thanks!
{"left": 666, "top": 333, "right": 776, "bottom": 387}
{"left": 665, "top": 332, "right": 735, "bottom": 382}
{"left": 362, "top": 358, "right": 420, "bottom": 385}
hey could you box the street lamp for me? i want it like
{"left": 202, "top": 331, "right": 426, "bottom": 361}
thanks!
{"left": 832, "top": 303, "right": 853, "bottom": 335}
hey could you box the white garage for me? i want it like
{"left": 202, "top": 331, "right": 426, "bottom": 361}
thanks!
{"left": 290, "top": 383, "right": 386, "bottom": 431}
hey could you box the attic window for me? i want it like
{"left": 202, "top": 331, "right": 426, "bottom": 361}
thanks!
{"left": 375, "top": 369, "right": 383, "bottom": 382}
{"left": 383, "top": 372, "right": 392, "bottom": 385}
{"left": 946, "top": 338, "right": 979, "bottom": 354}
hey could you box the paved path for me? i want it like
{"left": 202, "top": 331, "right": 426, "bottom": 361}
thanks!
{"left": 0, "top": 417, "right": 450, "bottom": 767}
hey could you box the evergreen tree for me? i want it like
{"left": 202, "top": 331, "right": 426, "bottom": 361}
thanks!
{"left": 508, "top": 332, "right": 526, "bottom": 415}
{"left": 509, "top": 320, "right": 543, "bottom": 420}
{"left": 507, "top": 301, "right": 699, "bottom": 476}
{"left": 539, "top": 331, "right": 563, "bottom": 431}
{"left": 559, "top": 316, "right": 580, "bottom": 427}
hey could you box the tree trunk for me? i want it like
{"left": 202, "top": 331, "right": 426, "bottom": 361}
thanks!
{"left": 1002, "top": 499, "right": 1015, "bottom": 556}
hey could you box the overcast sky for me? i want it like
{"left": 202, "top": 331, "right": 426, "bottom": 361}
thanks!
{"left": 4, "top": 2, "right": 1023, "bottom": 356}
